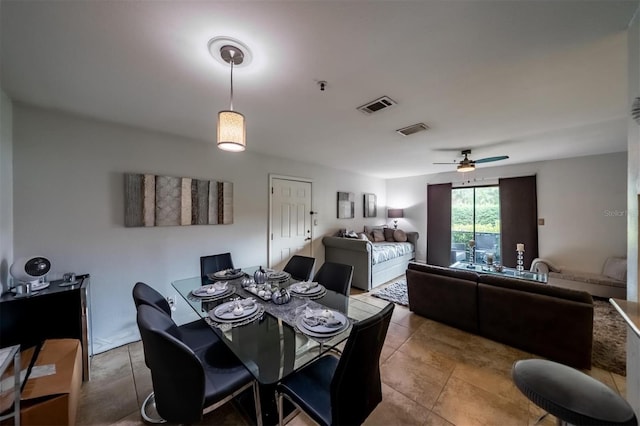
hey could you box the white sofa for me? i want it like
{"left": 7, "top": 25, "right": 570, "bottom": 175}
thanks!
{"left": 322, "top": 227, "right": 418, "bottom": 291}
{"left": 530, "top": 257, "right": 627, "bottom": 299}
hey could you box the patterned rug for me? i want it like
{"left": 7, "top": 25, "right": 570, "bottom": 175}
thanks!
{"left": 373, "top": 280, "right": 627, "bottom": 375}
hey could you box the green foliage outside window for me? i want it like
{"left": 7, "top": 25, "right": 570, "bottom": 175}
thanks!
{"left": 451, "top": 186, "right": 501, "bottom": 245}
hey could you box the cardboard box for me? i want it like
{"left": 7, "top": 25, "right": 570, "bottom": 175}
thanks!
{"left": 20, "top": 339, "right": 82, "bottom": 426}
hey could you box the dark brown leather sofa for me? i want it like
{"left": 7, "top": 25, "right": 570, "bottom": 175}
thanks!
{"left": 406, "top": 262, "right": 594, "bottom": 369}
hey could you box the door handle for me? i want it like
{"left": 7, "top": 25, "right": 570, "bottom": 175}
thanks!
{"left": 304, "top": 237, "right": 311, "bottom": 241}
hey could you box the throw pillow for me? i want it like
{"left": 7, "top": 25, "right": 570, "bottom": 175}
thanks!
{"left": 364, "top": 225, "right": 385, "bottom": 241}
{"left": 393, "top": 229, "right": 407, "bottom": 242}
{"left": 372, "top": 229, "right": 385, "bottom": 242}
{"left": 357, "top": 232, "right": 369, "bottom": 241}
{"left": 383, "top": 228, "right": 395, "bottom": 242}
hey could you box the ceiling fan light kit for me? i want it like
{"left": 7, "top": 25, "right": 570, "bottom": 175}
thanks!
{"left": 213, "top": 41, "right": 247, "bottom": 152}
{"left": 433, "top": 149, "right": 509, "bottom": 172}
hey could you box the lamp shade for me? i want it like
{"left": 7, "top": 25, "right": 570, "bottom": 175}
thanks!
{"left": 387, "top": 208, "right": 404, "bottom": 219}
{"left": 217, "top": 110, "right": 246, "bottom": 152}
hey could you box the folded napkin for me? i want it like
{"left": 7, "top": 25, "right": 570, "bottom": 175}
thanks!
{"left": 303, "top": 308, "right": 343, "bottom": 328}
{"left": 225, "top": 268, "right": 242, "bottom": 276}
{"left": 294, "top": 282, "right": 320, "bottom": 293}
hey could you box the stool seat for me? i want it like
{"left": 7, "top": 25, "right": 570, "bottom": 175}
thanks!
{"left": 512, "top": 359, "right": 637, "bottom": 426}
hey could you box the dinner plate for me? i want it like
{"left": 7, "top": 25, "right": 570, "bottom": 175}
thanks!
{"left": 300, "top": 310, "right": 348, "bottom": 334}
{"left": 267, "top": 271, "right": 290, "bottom": 280}
{"left": 192, "top": 283, "right": 229, "bottom": 297}
{"left": 212, "top": 300, "right": 259, "bottom": 321}
{"left": 295, "top": 314, "right": 349, "bottom": 338}
{"left": 289, "top": 282, "right": 324, "bottom": 295}
{"left": 209, "top": 269, "right": 244, "bottom": 280}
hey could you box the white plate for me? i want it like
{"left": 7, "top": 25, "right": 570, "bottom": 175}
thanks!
{"left": 289, "top": 282, "right": 324, "bottom": 295}
{"left": 209, "top": 269, "right": 244, "bottom": 280}
{"left": 192, "top": 283, "right": 229, "bottom": 297}
{"left": 295, "top": 314, "right": 349, "bottom": 338}
{"left": 212, "top": 300, "right": 258, "bottom": 321}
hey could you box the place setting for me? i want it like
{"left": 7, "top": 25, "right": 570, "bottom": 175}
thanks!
{"left": 206, "top": 297, "right": 265, "bottom": 330}
{"left": 288, "top": 281, "right": 326, "bottom": 299}
{"left": 188, "top": 281, "right": 235, "bottom": 301}
{"left": 295, "top": 307, "right": 350, "bottom": 339}
{"left": 207, "top": 268, "right": 245, "bottom": 281}
{"left": 266, "top": 270, "right": 291, "bottom": 284}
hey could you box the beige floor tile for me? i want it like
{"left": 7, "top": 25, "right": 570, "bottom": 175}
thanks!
{"left": 527, "top": 402, "right": 557, "bottom": 426}
{"left": 78, "top": 373, "right": 139, "bottom": 425}
{"left": 612, "top": 372, "right": 627, "bottom": 396}
{"left": 363, "top": 383, "right": 431, "bottom": 426}
{"left": 385, "top": 322, "right": 414, "bottom": 349}
{"left": 380, "top": 343, "right": 396, "bottom": 365}
{"left": 90, "top": 344, "right": 133, "bottom": 382}
{"left": 109, "top": 410, "right": 144, "bottom": 425}
{"left": 424, "top": 411, "right": 455, "bottom": 426}
{"left": 286, "top": 411, "right": 316, "bottom": 426}
{"left": 381, "top": 350, "right": 448, "bottom": 409}
{"left": 433, "top": 376, "right": 528, "bottom": 426}
{"left": 585, "top": 366, "right": 617, "bottom": 391}
{"left": 450, "top": 362, "right": 529, "bottom": 407}
{"left": 397, "top": 337, "right": 457, "bottom": 374}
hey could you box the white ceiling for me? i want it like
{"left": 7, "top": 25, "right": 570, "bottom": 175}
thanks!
{"left": 1, "top": 1, "right": 637, "bottom": 178}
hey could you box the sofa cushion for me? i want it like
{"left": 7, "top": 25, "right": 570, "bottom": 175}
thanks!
{"left": 393, "top": 229, "right": 407, "bottom": 242}
{"left": 372, "top": 229, "right": 385, "bottom": 242}
{"left": 383, "top": 228, "right": 395, "bottom": 242}
{"left": 602, "top": 257, "right": 627, "bottom": 282}
{"left": 364, "top": 225, "right": 385, "bottom": 240}
{"left": 477, "top": 274, "right": 593, "bottom": 304}
{"left": 408, "top": 262, "right": 479, "bottom": 282}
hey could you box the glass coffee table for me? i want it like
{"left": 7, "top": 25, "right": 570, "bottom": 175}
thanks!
{"left": 450, "top": 261, "right": 548, "bottom": 283}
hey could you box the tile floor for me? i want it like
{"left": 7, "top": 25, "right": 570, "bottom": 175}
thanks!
{"left": 77, "top": 283, "right": 627, "bottom": 426}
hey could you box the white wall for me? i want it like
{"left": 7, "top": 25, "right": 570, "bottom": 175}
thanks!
{"left": 387, "top": 152, "right": 628, "bottom": 273}
{"left": 12, "top": 104, "right": 386, "bottom": 353}
{"left": 0, "top": 92, "right": 13, "bottom": 292}
{"left": 626, "top": 4, "right": 639, "bottom": 416}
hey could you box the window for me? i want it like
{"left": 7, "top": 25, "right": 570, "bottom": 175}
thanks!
{"left": 451, "top": 186, "right": 501, "bottom": 264}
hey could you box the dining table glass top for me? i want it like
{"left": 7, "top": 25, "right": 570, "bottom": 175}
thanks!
{"left": 172, "top": 267, "right": 387, "bottom": 385}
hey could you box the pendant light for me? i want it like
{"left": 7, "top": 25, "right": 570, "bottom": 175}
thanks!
{"left": 217, "top": 45, "right": 246, "bottom": 152}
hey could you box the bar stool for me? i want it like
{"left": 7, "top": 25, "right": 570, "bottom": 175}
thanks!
{"left": 512, "top": 359, "right": 637, "bottom": 426}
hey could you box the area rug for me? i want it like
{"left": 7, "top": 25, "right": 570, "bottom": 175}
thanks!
{"left": 373, "top": 280, "right": 627, "bottom": 375}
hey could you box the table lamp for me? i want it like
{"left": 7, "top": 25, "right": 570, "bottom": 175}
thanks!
{"left": 387, "top": 208, "right": 404, "bottom": 229}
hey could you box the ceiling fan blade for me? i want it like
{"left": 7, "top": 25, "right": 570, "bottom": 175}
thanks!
{"left": 474, "top": 155, "right": 509, "bottom": 164}
{"left": 432, "top": 162, "right": 456, "bottom": 165}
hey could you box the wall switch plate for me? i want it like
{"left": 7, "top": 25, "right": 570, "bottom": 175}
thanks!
{"left": 538, "top": 218, "right": 545, "bottom": 225}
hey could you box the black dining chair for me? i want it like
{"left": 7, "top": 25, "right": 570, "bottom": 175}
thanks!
{"left": 313, "top": 261, "right": 354, "bottom": 295}
{"left": 200, "top": 252, "right": 235, "bottom": 278}
{"left": 132, "top": 281, "right": 217, "bottom": 351}
{"left": 283, "top": 255, "right": 316, "bottom": 281}
{"left": 132, "top": 282, "right": 224, "bottom": 422}
{"left": 137, "top": 304, "right": 262, "bottom": 425}
{"left": 276, "top": 302, "right": 394, "bottom": 426}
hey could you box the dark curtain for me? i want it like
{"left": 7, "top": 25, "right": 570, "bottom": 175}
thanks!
{"left": 427, "top": 183, "right": 452, "bottom": 266}
{"left": 499, "top": 176, "right": 538, "bottom": 269}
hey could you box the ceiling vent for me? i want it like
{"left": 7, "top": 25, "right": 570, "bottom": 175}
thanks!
{"left": 396, "top": 123, "right": 430, "bottom": 136}
{"left": 357, "top": 96, "right": 397, "bottom": 114}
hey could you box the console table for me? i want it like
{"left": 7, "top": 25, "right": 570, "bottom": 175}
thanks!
{"left": 450, "top": 261, "right": 548, "bottom": 283}
{"left": 0, "top": 275, "right": 92, "bottom": 381}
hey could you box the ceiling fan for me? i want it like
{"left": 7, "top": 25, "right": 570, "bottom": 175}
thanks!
{"left": 433, "top": 149, "right": 509, "bottom": 172}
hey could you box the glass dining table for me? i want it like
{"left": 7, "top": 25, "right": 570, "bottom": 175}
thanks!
{"left": 172, "top": 266, "right": 388, "bottom": 423}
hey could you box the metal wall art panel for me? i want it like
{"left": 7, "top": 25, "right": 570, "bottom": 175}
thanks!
{"left": 337, "top": 191, "right": 355, "bottom": 219}
{"left": 124, "top": 173, "right": 233, "bottom": 227}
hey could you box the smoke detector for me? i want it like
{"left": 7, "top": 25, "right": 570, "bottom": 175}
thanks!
{"left": 396, "top": 123, "right": 430, "bottom": 136}
{"left": 357, "top": 96, "right": 397, "bottom": 114}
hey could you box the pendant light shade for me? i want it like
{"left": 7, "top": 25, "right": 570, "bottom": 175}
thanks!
{"left": 217, "top": 110, "right": 246, "bottom": 152}
{"left": 216, "top": 44, "right": 246, "bottom": 152}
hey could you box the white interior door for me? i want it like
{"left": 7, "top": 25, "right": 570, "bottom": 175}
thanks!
{"left": 269, "top": 178, "right": 312, "bottom": 270}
